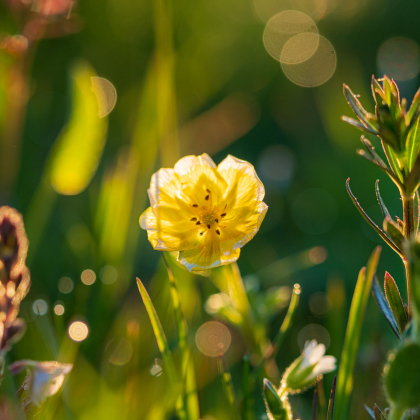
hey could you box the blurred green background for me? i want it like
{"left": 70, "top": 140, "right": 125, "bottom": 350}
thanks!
{"left": 1, "top": 0, "right": 419, "bottom": 418}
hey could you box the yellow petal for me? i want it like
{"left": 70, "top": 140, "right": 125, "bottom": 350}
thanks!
{"left": 148, "top": 168, "right": 181, "bottom": 208}
{"left": 140, "top": 207, "right": 198, "bottom": 251}
{"left": 217, "top": 155, "right": 265, "bottom": 209}
{"left": 174, "top": 153, "right": 216, "bottom": 176}
{"left": 178, "top": 238, "right": 241, "bottom": 272}
{"left": 220, "top": 201, "right": 268, "bottom": 253}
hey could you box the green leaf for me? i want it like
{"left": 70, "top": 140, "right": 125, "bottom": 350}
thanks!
{"left": 382, "top": 142, "right": 404, "bottom": 184}
{"left": 372, "top": 276, "right": 400, "bottom": 339}
{"left": 346, "top": 179, "right": 402, "bottom": 256}
{"left": 48, "top": 61, "right": 109, "bottom": 196}
{"left": 343, "top": 85, "right": 378, "bottom": 133}
{"left": 383, "top": 217, "right": 404, "bottom": 248}
{"left": 375, "top": 180, "right": 391, "bottom": 219}
{"left": 385, "top": 342, "right": 420, "bottom": 409}
{"left": 362, "top": 137, "right": 388, "bottom": 169}
{"left": 334, "top": 247, "right": 381, "bottom": 420}
{"left": 263, "top": 379, "right": 289, "bottom": 420}
{"left": 406, "top": 116, "right": 420, "bottom": 172}
{"left": 136, "top": 278, "right": 186, "bottom": 419}
{"left": 341, "top": 116, "right": 378, "bottom": 135}
{"left": 326, "top": 376, "right": 337, "bottom": 420}
{"left": 384, "top": 272, "right": 408, "bottom": 334}
{"left": 162, "top": 255, "right": 200, "bottom": 420}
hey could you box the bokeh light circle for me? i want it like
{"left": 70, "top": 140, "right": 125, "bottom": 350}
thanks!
{"left": 195, "top": 321, "right": 231, "bottom": 357}
{"left": 81, "top": 269, "right": 96, "bottom": 285}
{"left": 32, "top": 299, "right": 48, "bottom": 316}
{"left": 68, "top": 321, "right": 89, "bottom": 342}
{"left": 280, "top": 32, "right": 320, "bottom": 64}
{"left": 91, "top": 77, "right": 117, "bottom": 117}
{"left": 281, "top": 35, "right": 336, "bottom": 87}
{"left": 309, "top": 292, "right": 332, "bottom": 316}
{"left": 263, "top": 11, "right": 318, "bottom": 61}
{"left": 100, "top": 265, "right": 118, "bottom": 284}
{"left": 377, "top": 37, "right": 420, "bottom": 81}
{"left": 54, "top": 302, "right": 65, "bottom": 316}
{"left": 58, "top": 277, "right": 74, "bottom": 294}
{"left": 298, "top": 323, "right": 330, "bottom": 349}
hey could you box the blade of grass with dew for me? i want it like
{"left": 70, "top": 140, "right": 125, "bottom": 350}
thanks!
{"left": 136, "top": 278, "right": 186, "bottom": 420}
{"left": 335, "top": 247, "right": 381, "bottom": 420}
{"left": 162, "top": 254, "right": 199, "bottom": 420}
{"left": 218, "top": 356, "right": 240, "bottom": 420}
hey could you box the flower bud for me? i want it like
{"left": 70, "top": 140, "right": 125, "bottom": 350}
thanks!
{"left": 281, "top": 340, "right": 336, "bottom": 393}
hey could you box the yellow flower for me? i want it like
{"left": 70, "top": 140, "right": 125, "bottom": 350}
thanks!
{"left": 140, "top": 154, "right": 268, "bottom": 272}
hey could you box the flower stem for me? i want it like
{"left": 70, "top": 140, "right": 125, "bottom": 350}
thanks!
{"left": 402, "top": 194, "right": 415, "bottom": 239}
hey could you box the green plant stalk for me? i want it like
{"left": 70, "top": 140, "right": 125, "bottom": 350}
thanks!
{"left": 388, "top": 404, "right": 406, "bottom": 420}
{"left": 402, "top": 194, "right": 415, "bottom": 315}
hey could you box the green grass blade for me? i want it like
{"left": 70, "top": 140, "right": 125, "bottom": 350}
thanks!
{"left": 218, "top": 356, "right": 240, "bottom": 420}
{"left": 270, "top": 283, "right": 301, "bottom": 359}
{"left": 334, "top": 247, "right": 381, "bottom": 420}
{"left": 136, "top": 278, "right": 186, "bottom": 419}
{"left": 242, "top": 355, "right": 253, "bottom": 420}
{"left": 162, "top": 254, "right": 200, "bottom": 420}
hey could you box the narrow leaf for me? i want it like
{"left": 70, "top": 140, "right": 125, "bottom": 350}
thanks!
{"left": 326, "top": 376, "right": 337, "bottom": 420}
{"left": 341, "top": 116, "right": 378, "bottom": 135}
{"left": 384, "top": 272, "right": 408, "bottom": 334}
{"left": 335, "top": 247, "right": 381, "bottom": 420}
{"left": 361, "top": 137, "right": 388, "bottom": 169}
{"left": 218, "top": 357, "right": 240, "bottom": 420}
{"left": 375, "top": 180, "right": 391, "bottom": 218}
{"left": 364, "top": 405, "right": 375, "bottom": 420}
{"left": 373, "top": 404, "right": 386, "bottom": 420}
{"left": 407, "top": 87, "right": 420, "bottom": 124}
{"left": 382, "top": 142, "right": 404, "bottom": 183}
{"left": 242, "top": 355, "right": 253, "bottom": 420}
{"left": 136, "top": 278, "right": 186, "bottom": 419}
{"left": 346, "top": 179, "right": 402, "bottom": 256}
{"left": 162, "top": 255, "right": 200, "bottom": 420}
{"left": 48, "top": 61, "right": 109, "bottom": 195}
{"left": 263, "top": 379, "right": 289, "bottom": 420}
{"left": 383, "top": 217, "right": 404, "bottom": 248}
{"left": 372, "top": 276, "right": 400, "bottom": 339}
{"left": 406, "top": 116, "right": 420, "bottom": 172}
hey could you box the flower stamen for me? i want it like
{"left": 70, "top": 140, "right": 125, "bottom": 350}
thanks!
{"left": 216, "top": 229, "right": 221, "bottom": 235}
{"left": 191, "top": 217, "right": 197, "bottom": 221}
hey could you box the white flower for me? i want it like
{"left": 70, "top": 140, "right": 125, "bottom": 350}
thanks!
{"left": 281, "top": 340, "right": 336, "bottom": 393}
{"left": 9, "top": 360, "right": 73, "bottom": 405}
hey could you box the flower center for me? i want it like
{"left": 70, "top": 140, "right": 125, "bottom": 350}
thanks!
{"left": 189, "top": 188, "right": 228, "bottom": 237}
